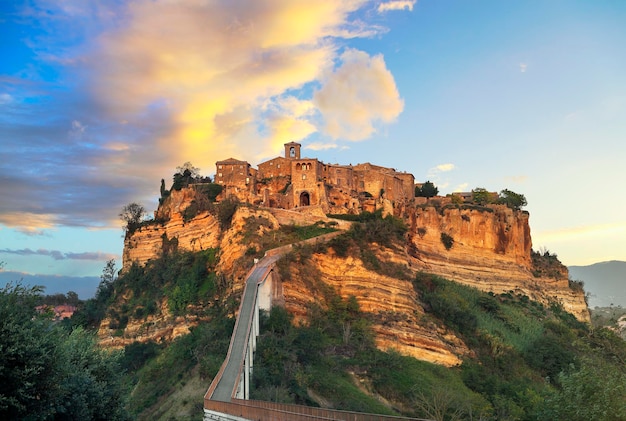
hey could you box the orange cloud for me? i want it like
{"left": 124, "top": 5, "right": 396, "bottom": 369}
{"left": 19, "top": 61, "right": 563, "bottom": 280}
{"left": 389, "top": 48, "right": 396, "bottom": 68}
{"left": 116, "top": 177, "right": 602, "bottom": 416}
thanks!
{"left": 0, "top": 212, "right": 57, "bottom": 233}
{"left": 88, "top": 0, "right": 405, "bottom": 174}
{"left": 314, "top": 49, "right": 404, "bottom": 141}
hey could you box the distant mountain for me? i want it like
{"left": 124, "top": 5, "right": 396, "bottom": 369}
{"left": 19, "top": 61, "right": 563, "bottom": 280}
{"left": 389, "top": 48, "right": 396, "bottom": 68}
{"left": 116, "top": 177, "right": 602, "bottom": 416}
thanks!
{"left": 568, "top": 261, "right": 626, "bottom": 308}
{"left": 0, "top": 271, "right": 99, "bottom": 300}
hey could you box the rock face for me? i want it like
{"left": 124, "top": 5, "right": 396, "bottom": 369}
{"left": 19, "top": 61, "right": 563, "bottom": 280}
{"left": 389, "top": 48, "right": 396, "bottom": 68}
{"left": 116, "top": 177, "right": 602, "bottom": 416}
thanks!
{"left": 122, "top": 211, "right": 222, "bottom": 270}
{"left": 123, "top": 187, "right": 222, "bottom": 270}
{"left": 113, "top": 186, "right": 589, "bottom": 361}
{"left": 406, "top": 204, "right": 589, "bottom": 322}
{"left": 280, "top": 252, "right": 469, "bottom": 367}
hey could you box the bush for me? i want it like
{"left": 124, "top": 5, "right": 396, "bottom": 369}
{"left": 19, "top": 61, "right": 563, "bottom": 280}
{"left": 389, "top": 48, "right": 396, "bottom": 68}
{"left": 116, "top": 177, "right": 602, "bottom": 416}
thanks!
{"left": 440, "top": 233, "right": 454, "bottom": 250}
{"left": 214, "top": 198, "right": 239, "bottom": 229}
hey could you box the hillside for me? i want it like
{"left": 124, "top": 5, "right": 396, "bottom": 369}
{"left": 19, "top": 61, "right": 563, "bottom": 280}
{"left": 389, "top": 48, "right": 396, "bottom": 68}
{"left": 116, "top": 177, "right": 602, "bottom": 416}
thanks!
{"left": 569, "top": 260, "right": 626, "bottom": 308}
{"left": 76, "top": 180, "right": 623, "bottom": 420}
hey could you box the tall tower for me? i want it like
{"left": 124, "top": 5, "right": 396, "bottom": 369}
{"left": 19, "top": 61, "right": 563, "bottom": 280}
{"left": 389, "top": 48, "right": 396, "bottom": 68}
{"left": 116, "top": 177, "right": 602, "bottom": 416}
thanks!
{"left": 284, "top": 142, "right": 301, "bottom": 159}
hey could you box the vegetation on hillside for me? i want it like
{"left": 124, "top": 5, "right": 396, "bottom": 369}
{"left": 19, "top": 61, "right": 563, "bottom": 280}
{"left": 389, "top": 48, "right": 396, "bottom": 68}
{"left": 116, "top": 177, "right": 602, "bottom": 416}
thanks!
{"left": 261, "top": 249, "right": 626, "bottom": 420}
{"left": 33, "top": 205, "right": 623, "bottom": 420}
{"left": 0, "top": 283, "right": 129, "bottom": 420}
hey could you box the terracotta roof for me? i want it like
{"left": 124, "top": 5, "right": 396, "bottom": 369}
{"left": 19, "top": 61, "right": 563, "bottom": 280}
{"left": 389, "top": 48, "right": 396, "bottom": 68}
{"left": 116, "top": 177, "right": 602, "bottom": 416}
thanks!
{"left": 216, "top": 158, "right": 249, "bottom": 165}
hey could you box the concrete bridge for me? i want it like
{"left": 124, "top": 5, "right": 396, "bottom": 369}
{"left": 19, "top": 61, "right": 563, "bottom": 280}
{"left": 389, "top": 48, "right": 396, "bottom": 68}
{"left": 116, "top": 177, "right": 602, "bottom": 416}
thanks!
{"left": 203, "top": 231, "right": 427, "bottom": 421}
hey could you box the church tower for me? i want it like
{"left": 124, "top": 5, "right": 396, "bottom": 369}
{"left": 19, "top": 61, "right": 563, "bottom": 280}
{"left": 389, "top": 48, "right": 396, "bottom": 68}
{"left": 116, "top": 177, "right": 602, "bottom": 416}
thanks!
{"left": 284, "top": 142, "right": 301, "bottom": 159}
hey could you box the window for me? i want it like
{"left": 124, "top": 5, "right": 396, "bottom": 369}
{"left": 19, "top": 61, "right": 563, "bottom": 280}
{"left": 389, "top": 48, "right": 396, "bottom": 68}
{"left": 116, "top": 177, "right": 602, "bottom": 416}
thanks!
{"left": 218, "top": 165, "right": 223, "bottom": 169}
{"left": 218, "top": 173, "right": 222, "bottom": 177}
{"left": 302, "top": 174, "right": 306, "bottom": 180}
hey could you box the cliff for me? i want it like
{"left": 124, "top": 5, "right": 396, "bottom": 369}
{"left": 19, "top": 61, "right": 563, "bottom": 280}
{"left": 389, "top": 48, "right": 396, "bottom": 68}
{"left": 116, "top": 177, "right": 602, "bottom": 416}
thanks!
{"left": 405, "top": 204, "right": 589, "bottom": 322}
{"left": 279, "top": 251, "right": 469, "bottom": 366}
{"left": 110, "top": 186, "right": 589, "bottom": 360}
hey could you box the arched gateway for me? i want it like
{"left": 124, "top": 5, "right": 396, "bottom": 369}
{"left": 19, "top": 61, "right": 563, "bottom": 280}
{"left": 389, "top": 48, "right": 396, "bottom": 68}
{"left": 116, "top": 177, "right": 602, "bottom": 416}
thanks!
{"left": 299, "top": 191, "right": 310, "bottom": 207}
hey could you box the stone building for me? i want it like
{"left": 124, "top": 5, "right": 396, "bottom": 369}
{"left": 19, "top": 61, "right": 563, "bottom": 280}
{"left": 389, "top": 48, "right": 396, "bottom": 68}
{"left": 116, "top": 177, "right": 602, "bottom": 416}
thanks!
{"left": 215, "top": 142, "right": 415, "bottom": 213}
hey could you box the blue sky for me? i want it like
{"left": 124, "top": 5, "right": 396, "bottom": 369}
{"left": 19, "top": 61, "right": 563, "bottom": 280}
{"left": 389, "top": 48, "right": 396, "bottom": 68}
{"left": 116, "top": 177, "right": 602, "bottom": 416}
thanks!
{"left": 1, "top": 0, "right": 625, "bottom": 297}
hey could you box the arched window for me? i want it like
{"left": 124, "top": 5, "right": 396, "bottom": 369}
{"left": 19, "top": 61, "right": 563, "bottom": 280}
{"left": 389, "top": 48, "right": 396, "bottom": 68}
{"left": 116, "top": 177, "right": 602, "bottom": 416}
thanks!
{"left": 290, "top": 147, "right": 296, "bottom": 157}
{"left": 296, "top": 163, "right": 302, "bottom": 170}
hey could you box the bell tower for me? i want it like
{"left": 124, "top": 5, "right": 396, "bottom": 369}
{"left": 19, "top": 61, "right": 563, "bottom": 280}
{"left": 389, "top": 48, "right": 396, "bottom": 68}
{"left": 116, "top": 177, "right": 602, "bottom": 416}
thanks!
{"left": 284, "top": 142, "right": 301, "bottom": 159}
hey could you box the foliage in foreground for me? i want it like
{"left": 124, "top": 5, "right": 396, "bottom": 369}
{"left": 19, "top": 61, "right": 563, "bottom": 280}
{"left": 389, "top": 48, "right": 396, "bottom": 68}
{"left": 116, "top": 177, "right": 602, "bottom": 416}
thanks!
{"left": 0, "top": 283, "right": 129, "bottom": 420}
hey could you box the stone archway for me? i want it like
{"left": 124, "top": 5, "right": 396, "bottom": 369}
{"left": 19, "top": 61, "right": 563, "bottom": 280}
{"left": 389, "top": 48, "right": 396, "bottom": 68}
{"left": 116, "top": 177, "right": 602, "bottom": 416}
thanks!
{"left": 299, "top": 191, "right": 310, "bottom": 207}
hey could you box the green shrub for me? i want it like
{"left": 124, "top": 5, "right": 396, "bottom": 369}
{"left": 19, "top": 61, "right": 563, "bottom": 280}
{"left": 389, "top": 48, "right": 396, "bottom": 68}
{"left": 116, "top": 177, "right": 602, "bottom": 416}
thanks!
{"left": 440, "top": 232, "right": 454, "bottom": 250}
{"left": 214, "top": 198, "right": 239, "bottom": 229}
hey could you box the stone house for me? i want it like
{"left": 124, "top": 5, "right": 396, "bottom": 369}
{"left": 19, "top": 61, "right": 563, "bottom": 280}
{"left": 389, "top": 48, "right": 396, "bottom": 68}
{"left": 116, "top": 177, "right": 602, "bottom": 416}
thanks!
{"left": 215, "top": 142, "right": 415, "bottom": 213}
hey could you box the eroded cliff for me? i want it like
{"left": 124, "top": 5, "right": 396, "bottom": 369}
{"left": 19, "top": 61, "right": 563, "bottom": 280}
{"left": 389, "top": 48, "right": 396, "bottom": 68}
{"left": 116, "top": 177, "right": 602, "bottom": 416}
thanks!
{"left": 109, "top": 186, "right": 589, "bottom": 360}
{"left": 405, "top": 204, "right": 589, "bottom": 322}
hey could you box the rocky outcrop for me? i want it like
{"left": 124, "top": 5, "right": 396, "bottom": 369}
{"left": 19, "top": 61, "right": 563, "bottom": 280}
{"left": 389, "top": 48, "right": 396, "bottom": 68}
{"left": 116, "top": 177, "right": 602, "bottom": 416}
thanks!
{"left": 280, "top": 252, "right": 469, "bottom": 366}
{"left": 406, "top": 204, "right": 589, "bottom": 322}
{"left": 123, "top": 211, "right": 221, "bottom": 270}
{"left": 98, "top": 299, "right": 202, "bottom": 349}
{"left": 114, "top": 185, "right": 589, "bottom": 360}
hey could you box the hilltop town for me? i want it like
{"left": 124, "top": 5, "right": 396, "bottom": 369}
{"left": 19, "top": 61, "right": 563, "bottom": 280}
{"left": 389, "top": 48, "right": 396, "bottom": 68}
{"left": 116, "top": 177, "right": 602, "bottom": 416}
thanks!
{"left": 214, "top": 142, "right": 416, "bottom": 214}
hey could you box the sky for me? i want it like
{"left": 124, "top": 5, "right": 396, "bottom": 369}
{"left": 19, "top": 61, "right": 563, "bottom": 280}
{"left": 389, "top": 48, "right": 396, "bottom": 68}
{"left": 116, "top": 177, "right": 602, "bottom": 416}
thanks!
{"left": 1, "top": 0, "right": 625, "bottom": 298}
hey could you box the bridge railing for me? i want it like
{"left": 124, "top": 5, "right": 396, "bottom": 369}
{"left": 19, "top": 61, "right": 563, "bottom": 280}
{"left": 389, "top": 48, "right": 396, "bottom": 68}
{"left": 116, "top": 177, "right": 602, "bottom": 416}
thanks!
{"left": 205, "top": 398, "right": 428, "bottom": 421}
{"left": 204, "top": 262, "right": 262, "bottom": 400}
{"left": 230, "top": 264, "right": 273, "bottom": 399}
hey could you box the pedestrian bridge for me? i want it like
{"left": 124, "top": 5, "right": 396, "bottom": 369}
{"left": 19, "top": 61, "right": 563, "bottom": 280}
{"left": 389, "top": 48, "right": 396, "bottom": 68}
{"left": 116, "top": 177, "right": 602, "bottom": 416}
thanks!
{"left": 203, "top": 232, "right": 426, "bottom": 421}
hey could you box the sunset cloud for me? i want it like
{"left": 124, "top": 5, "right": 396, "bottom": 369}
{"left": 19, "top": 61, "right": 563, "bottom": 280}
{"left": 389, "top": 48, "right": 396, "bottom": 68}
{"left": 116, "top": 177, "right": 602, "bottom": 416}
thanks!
{"left": 0, "top": 213, "right": 57, "bottom": 234}
{"left": 314, "top": 49, "right": 404, "bottom": 141}
{"left": 91, "top": 0, "right": 383, "bottom": 168}
{"left": 1, "top": 0, "right": 411, "bottom": 232}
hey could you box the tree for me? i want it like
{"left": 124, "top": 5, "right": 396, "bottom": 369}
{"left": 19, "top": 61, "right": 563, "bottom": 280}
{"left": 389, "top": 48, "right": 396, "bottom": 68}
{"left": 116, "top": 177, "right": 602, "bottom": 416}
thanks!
{"left": 72, "top": 260, "right": 117, "bottom": 329}
{"left": 159, "top": 178, "right": 171, "bottom": 206}
{"left": 497, "top": 189, "right": 527, "bottom": 210}
{"left": 416, "top": 180, "right": 439, "bottom": 198}
{"left": 538, "top": 357, "right": 626, "bottom": 420}
{"left": 119, "top": 202, "right": 146, "bottom": 234}
{"left": 0, "top": 283, "right": 129, "bottom": 420}
{"left": 176, "top": 161, "right": 200, "bottom": 178}
{"left": 471, "top": 188, "right": 493, "bottom": 205}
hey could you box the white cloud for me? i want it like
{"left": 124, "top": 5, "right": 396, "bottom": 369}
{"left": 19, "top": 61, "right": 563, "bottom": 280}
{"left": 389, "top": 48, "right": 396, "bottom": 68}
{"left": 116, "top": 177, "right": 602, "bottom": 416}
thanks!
{"left": 0, "top": 93, "right": 13, "bottom": 104}
{"left": 314, "top": 49, "right": 404, "bottom": 141}
{"left": 378, "top": 1, "right": 417, "bottom": 13}
{"left": 503, "top": 175, "right": 528, "bottom": 184}
{"left": 427, "top": 163, "right": 455, "bottom": 178}
{"left": 305, "top": 142, "right": 340, "bottom": 151}
{"left": 453, "top": 183, "right": 469, "bottom": 192}
{"left": 69, "top": 120, "right": 86, "bottom": 139}
{"left": 435, "top": 163, "right": 455, "bottom": 172}
{"left": 519, "top": 63, "right": 527, "bottom": 73}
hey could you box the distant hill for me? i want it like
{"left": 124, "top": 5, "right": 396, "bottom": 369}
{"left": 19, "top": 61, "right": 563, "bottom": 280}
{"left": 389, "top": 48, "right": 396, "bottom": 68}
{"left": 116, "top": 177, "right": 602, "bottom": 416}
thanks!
{"left": 568, "top": 261, "right": 626, "bottom": 308}
{"left": 0, "top": 271, "right": 99, "bottom": 300}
